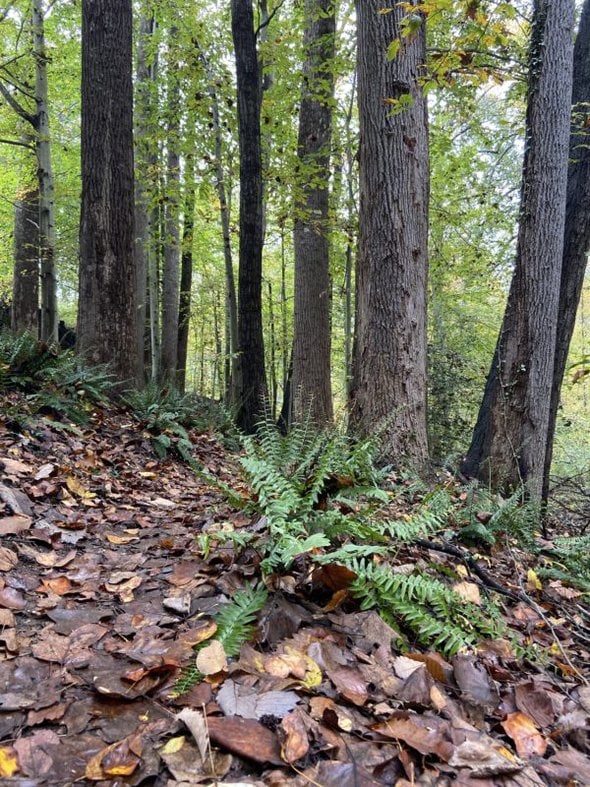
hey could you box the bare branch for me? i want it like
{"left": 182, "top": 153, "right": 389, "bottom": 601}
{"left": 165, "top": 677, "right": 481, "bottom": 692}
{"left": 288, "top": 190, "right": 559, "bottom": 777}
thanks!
{"left": 0, "top": 79, "right": 36, "bottom": 126}
{"left": 0, "top": 136, "right": 35, "bottom": 150}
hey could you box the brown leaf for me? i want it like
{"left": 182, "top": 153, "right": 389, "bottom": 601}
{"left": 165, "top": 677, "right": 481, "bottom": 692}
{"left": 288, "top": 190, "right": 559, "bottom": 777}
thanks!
{"left": 326, "top": 665, "right": 368, "bottom": 706}
{"left": 85, "top": 739, "right": 140, "bottom": 780}
{"left": 13, "top": 730, "right": 59, "bottom": 778}
{"left": 216, "top": 679, "right": 299, "bottom": 720}
{"left": 501, "top": 712, "right": 547, "bottom": 758}
{"left": 0, "top": 587, "right": 26, "bottom": 610}
{"left": 371, "top": 713, "right": 454, "bottom": 760}
{"left": 452, "top": 581, "right": 481, "bottom": 605}
{"left": 207, "top": 716, "right": 284, "bottom": 765}
{"left": 0, "top": 458, "right": 31, "bottom": 475}
{"left": 0, "top": 515, "right": 32, "bottom": 535}
{"left": 281, "top": 709, "right": 310, "bottom": 763}
{"left": 196, "top": 640, "right": 228, "bottom": 675}
{"left": 66, "top": 475, "right": 96, "bottom": 499}
{"left": 34, "top": 462, "right": 55, "bottom": 480}
{"left": 0, "top": 547, "right": 18, "bottom": 572}
{"left": 312, "top": 563, "right": 357, "bottom": 592}
{"left": 448, "top": 737, "right": 523, "bottom": 777}
{"left": 514, "top": 683, "right": 558, "bottom": 729}
{"left": 453, "top": 654, "right": 498, "bottom": 708}
{"left": 160, "top": 737, "right": 232, "bottom": 782}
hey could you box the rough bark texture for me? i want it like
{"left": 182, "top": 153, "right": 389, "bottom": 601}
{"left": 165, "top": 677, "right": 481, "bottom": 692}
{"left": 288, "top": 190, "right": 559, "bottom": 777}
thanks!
{"left": 177, "top": 151, "right": 196, "bottom": 394}
{"left": 32, "top": 0, "right": 57, "bottom": 344}
{"left": 11, "top": 186, "right": 39, "bottom": 335}
{"left": 349, "top": 0, "right": 429, "bottom": 468}
{"left": 292, "top": 0, "right": 336, "bottom": 426}
{"left": 160, "top": 52, "right": 181, "bottom": 385}
{"left": 461, "top": 0, "right": 574, "bottom": 499}
{"left": 231, "top": 0, "right": 267, "bottom": 431}
{"left": 542, "top": 0, "right": 590, "bottom": 501}
{"left": 78, "top": 0, "right": 139, "bottom": 385}
{"left": 134, "top": 13, "right": 157, "bottom": 383}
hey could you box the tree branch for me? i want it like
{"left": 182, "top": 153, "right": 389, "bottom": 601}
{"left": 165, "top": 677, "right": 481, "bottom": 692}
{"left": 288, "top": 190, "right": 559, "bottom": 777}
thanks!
{"left": 0, "top": 136, "right": 35, "bottom": 150}
{"left": 0, "top": 80, "right": 36, "bottom": 126}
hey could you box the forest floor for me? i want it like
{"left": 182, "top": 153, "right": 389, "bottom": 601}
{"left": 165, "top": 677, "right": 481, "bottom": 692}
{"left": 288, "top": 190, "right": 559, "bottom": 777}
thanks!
{"left": 0, "top": 389, "right": 590, "bottom": 786}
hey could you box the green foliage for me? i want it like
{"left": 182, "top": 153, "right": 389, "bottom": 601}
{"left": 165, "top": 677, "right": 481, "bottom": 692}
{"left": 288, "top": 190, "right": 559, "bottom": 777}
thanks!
{"left": 457, "top": 484, "right": 538, "bottom": 548}
{"left": 349, "top": 559, "right": 503, "bottom": 656}
{"left": 537, "top": 534, "right": 590, "bottom": 592}
{"left": 0, "top": 331, "right": 112, "bottom": 424}
{"left": 172, "top": 584, "right": 267, "bottom": 696}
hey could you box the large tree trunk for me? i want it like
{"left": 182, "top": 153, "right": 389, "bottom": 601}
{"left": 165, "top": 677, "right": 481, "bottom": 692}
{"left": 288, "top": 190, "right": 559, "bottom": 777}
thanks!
{"left": 292, "top": 0, "right": 336, "bottom": 426}
{"left": 11, "top": 186, "right": 39, "bottom": 335}
{"left": 78, "top": 0, "right": 139, "bottom": 385}
{"left": 542, "top": 0, "right": 590, "bottom": 502}
{"left": 461, "top": 0, "right": 575, "bottom": 500}
{"left": 160, "top": 40, "right": 181, "bottom": 384}
{"left": 32, "top": 0, "right": 57, "bottom": 344}
{"left": 231, "top": 0, "right": 268, "bottom": 431}
{"left": 349, "top": 0, "right": 430, "bottom": 469}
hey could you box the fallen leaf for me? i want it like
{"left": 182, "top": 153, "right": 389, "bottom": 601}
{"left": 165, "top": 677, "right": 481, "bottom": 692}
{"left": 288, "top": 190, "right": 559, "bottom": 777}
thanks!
{"left": 0, "top": 587, "right": 26, "bottom": 610}
{"left": 0, "top": 747, "right": 19, "bottom": 777}
{"left": 177, "top": 708, "right": 209, "bottom": 759}
{"left": 281, "top": 709, "right": 309, "bottom": 763}
{"left": 216, "top": 679, "right": 299, "bottom": 720}
{"left": 196, "top": 640, "right": 227, "bottom": 675}
{"left": 0, "top": 458, "right": 31, "bottom": 475}
{"left": 526, "top": 569, "right": 542, "bottom": 592}
{"left": 372, "top": 713, "right": 454, "bottom": 760}
{"left": 0, "top": 547, "right": 18, "bottom": 572}
{"left": 453, "top": 580, "right": 481, "bottom": 605}
{"left": 85, "top": 739, "right": 140, "bottom": 780}
{"left": 207, "top": 716, "right": 283, "bottom": 765}
{"left": 0, "top": 515, "right": 32, "bottom": 535}
{"left": 505, "top": 714, "right": 548, "bottom": 763}
{"left": 448, "top": 738, "right": 523, "bottom": 777}
{"left": 66, "top": 475, "right": 96, "bottom": 499}
{"left": 105, "top": 532, "right": 138, "bottom": 544}
{"left": 34, "top": 463, "right": 55, "bottom": 480}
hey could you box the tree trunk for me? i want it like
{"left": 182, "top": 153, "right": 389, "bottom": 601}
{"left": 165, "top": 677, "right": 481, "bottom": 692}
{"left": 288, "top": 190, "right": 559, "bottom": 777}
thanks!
{"left": 231, "top": 0, "right": 268, "bottom": 431}
{"left": 11, "top": 186, "right": 39, "bottom": 335}
{"left": 134, "top": 11, "right": 157, "bottom": 383}
{"left": 177, "top": 151, "right": 196, "bottom": 394}
{"left": 78, "top": 0, "right": 138, "bottom": 385}
{"left": 160, "top": 40, "right": 181, "bottom": 384}
{"left": 349, "top": 0, "right": 430, "bottom": 469}
{"left": 542, "top": 0, "right": 590, "bottom": 501}
{"left": 292, "top": 0, "right": 336, "bottom": 426}
{"left": 461, "top": 0, "right": 575, "bottom": 500}
{"left": 32, "top": 0, "right": 57, "bottom": 344}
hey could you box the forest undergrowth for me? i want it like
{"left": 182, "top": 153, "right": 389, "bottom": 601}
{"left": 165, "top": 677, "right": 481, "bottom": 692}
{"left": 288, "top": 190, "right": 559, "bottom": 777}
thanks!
{"left": 0, "top": 337, "right": 590, "bottom": 785}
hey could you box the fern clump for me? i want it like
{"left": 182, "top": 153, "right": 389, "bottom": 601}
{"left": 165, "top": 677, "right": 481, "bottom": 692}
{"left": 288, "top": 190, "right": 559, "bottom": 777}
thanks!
{"left": 457, "top": 484, "right": 538, "bottom": 548}
{"left": 349, "top": 559, "right": 503, "bottom": 656}
{"left": 172, "top": 584, "right": 267, "bottom": 696}
{"left": 537, "top": 534, "right": 590, "bottom": 591}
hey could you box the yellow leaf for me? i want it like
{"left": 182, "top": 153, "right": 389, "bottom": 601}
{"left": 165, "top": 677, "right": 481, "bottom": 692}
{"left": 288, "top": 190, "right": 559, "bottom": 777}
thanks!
{"left": 301, "top": 656, "right": 323, "bottom": 689}
{"left": 527, "top": 569, "right": 542, "bottom": 591}
{"left": 66, "top": 476, "right": 96, "bottom": 499}
{"left": 0, "top": 748, "right": 19, "bottom": 777}
{"left": 161, "top": 736, "right": 186, "bottom": 755}
{"left": 106, "top": 533, "right": 138, "bottom": 545}
{"left": 453, "top": 581, "right": 481, "bottom": 605}
{"left": 455, "top": 565, "right": 469, "bottom": 579}
{"left": 196, "top": 640, "right": 228, "bottom": 675}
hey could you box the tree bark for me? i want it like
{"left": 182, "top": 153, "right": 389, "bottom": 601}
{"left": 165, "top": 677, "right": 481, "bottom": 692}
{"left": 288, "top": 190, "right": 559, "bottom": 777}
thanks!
{"left": 292, "top": 0, "right": 336, "bottom": 426}
{"left": 32, "top": 0, "right": 57, "bottom": 344}
{"left": 231, "top": 0, "right": 268, "bottom": 431}
{"left": 11, "top": 186, "right": 39, "bottom": 335}
{"left": 177, "top": 150, "right": 196, "bottom": 394}
{"left": 349, "top": 0, "right": 430, "bottom": 469}
{"left": 160, "top": 37, "right": 181, "bottom": 384}
{"left": 461, "top": 0, "right": 575, "bottom": 500}
{"left": 542, "top": 0, "right": 590, "bottom": 501}
{"left": 78, "top": 0, "right": 139, "bottom": 385}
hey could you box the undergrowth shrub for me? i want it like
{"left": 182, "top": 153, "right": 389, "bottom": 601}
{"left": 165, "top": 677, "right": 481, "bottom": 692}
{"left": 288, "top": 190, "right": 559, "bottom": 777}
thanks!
{"left": 0, "top": 330, "right": 112, "bottom": 424}
{"left": 537, "top": 534, "right": 590, "bottom": 591}
{"left": 456, "top": 483, "right": 538, "bottom": 548}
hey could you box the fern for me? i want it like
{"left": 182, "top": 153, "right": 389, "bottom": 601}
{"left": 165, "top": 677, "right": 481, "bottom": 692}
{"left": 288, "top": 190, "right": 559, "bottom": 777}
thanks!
{"left": 537, "top": 534, "right": 590, "bottom": 591}
{"left": 172, "top": 584, "right": 268, "bottom": 696}
{"left": 349, "top": 559, "right": 503, "bottom": 656}
{"left": 458, "top": 485, "right": 538, "bottom": 548}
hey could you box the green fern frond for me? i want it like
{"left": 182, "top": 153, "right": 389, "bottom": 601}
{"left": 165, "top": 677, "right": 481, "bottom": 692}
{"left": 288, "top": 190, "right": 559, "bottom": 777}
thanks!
{"left": 172, "top": 584, "right": 268, "bottom": 696}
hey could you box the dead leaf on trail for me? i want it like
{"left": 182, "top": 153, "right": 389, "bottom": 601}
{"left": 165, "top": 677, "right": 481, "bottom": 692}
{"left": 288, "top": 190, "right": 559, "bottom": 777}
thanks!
{"left": 34, "top": 462, "right": 55, "bottom": 480}
{"left": 326, "top": 664, "right": 368, "bottom": 706}
{"left": 177, "top": 708, "right": 209, "bottom": 759}
{"left": 207, "top": 716, "right": 284, "bottom": 765}
{"left": 0, "top": 587, "right": 26, "bottom": 609}
{"left": 453, "top": 654, "right": 498, "bottom": 708}
{"left": 281, "top": 708, "right": 310, "bottom": 763}
{"left": 453, "top": 580, "right": 482, "bottom": 605}
{"left": 372, "top": 713, "right": 454, "bottom": 761}
{"left": 85, "top": 737, "right": 141, "bottom": 780}
{"left": 501, "top": 712, "right": 547, "bottom": 758}
{"left": 38, "top": 576, "right": 73, "bottom": 596}
{"left": 13, "top": 730, "right": 59, "bottom": 778}
{"left": 65, "top": 475, "right": 96, "bottom": 499}
{"left": 448, "top": 737, "right": 524, "bottom": 777}
{"left": 0, "top": 547, "right": 18, "bottom": 572}
{"left": 514, "top": 683, "right": 558, "bottom": 729}
{"left": 196, "top": 639, "right": 227, "bottom": 675}
{"left": 0, "top": 747, "right": 19, "bottom": 777}
{"left": 0, "top": 514, "right": 32, "bottom": 535}
{"left": 106, "top": 532, "right": 139, "bottom": 544}
{"left": 394, "top": 655, "right": 425, "bottom": 680}
{"left": 160, "top": 736, "right": 232, "bottom": 782}
{"left": 0, "top": 457, "right": 31, "bottom": 475}
{"left": 216, "top": 679, "right": 299, "bottom": 719}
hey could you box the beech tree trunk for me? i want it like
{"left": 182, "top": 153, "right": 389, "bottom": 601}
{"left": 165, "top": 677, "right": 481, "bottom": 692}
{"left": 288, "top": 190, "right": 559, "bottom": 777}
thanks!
{"left": 292, "top": 0, "right": 336, "bottom": 426}
{"left": 461, "top": 0, "right": 575, "bottom": 499}
{"left": 542, "top": 0, "right": 590, "bottom": 501}
{"left": 78, "top": 0, "right": 139, "bottom": 385}
{"left": 32, "top": 0, "right": 57, "bottom": 344}
{"left": 11, "top": 186, "right": 39, "bottom": 335}
{"left": 231, "top": 0, "right": 268, "bottom": 431}
{"left": 177, "top": 150, "right": 196, "bottom": 394}
{"left": 349, "top": 0, "right": 430, "bottom": 468}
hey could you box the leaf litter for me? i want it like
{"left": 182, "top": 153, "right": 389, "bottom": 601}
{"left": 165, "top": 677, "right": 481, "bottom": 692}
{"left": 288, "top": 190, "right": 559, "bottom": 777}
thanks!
{"left": 0, "top": 392, "right": 589, "bottom": 785}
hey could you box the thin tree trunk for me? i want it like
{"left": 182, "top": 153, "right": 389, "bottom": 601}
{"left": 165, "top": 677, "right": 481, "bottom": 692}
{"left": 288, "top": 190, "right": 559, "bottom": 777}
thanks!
{"left": 292, "top": 0, "right": 336, "bottom": 426}
{"left": 542, "top": 0, "right": 590, "bottom": 502}
{"left": 160, "top": 38, "right": 181, "bottom": 384}
{"left": 268, "top": 279, "right": 277, "bottom": 418}
{"left": 461, "top": 0, "right": 575, "bottom": 499}
{"left": 78, "top": 0, "right": 138, "bottom": 385}
{"left": 349, "top": 0, "right": 430, "bottom": 468}
{"left": 177, "top": 150, "right": 196, "bottom": 394}
{"left": 11, "top": 185, "right": 39, "bottom": 334}
{"left": 231, "top": 0, "right": 268, "bottom": 431}
{"left": 32, "top": 0, "right": 57, "bottom": 344}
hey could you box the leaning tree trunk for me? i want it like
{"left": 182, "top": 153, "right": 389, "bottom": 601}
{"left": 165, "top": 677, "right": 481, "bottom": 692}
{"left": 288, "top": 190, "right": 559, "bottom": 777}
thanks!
{"left": 349, "top": 0, "right": 430, "bottom": 469}
{"left": 78, "top": 0, "right": 139, "bottom": 385}
{"left": 231, "top": 0, "right": 268, "bottom": 431}
{"left": 292, "top": 0, "right": 336, "bottom": 427}
{"left": 461, "top": 0, "right": 575, "bottom": 500}
{"left": 542, "top": 0, "right": 590, "bottom": 502}
{"left": 32, "top": 0, "right": 57, "bottom": 344}
{"left": 11, "top": 186, "right": 39, "bottom": 334}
